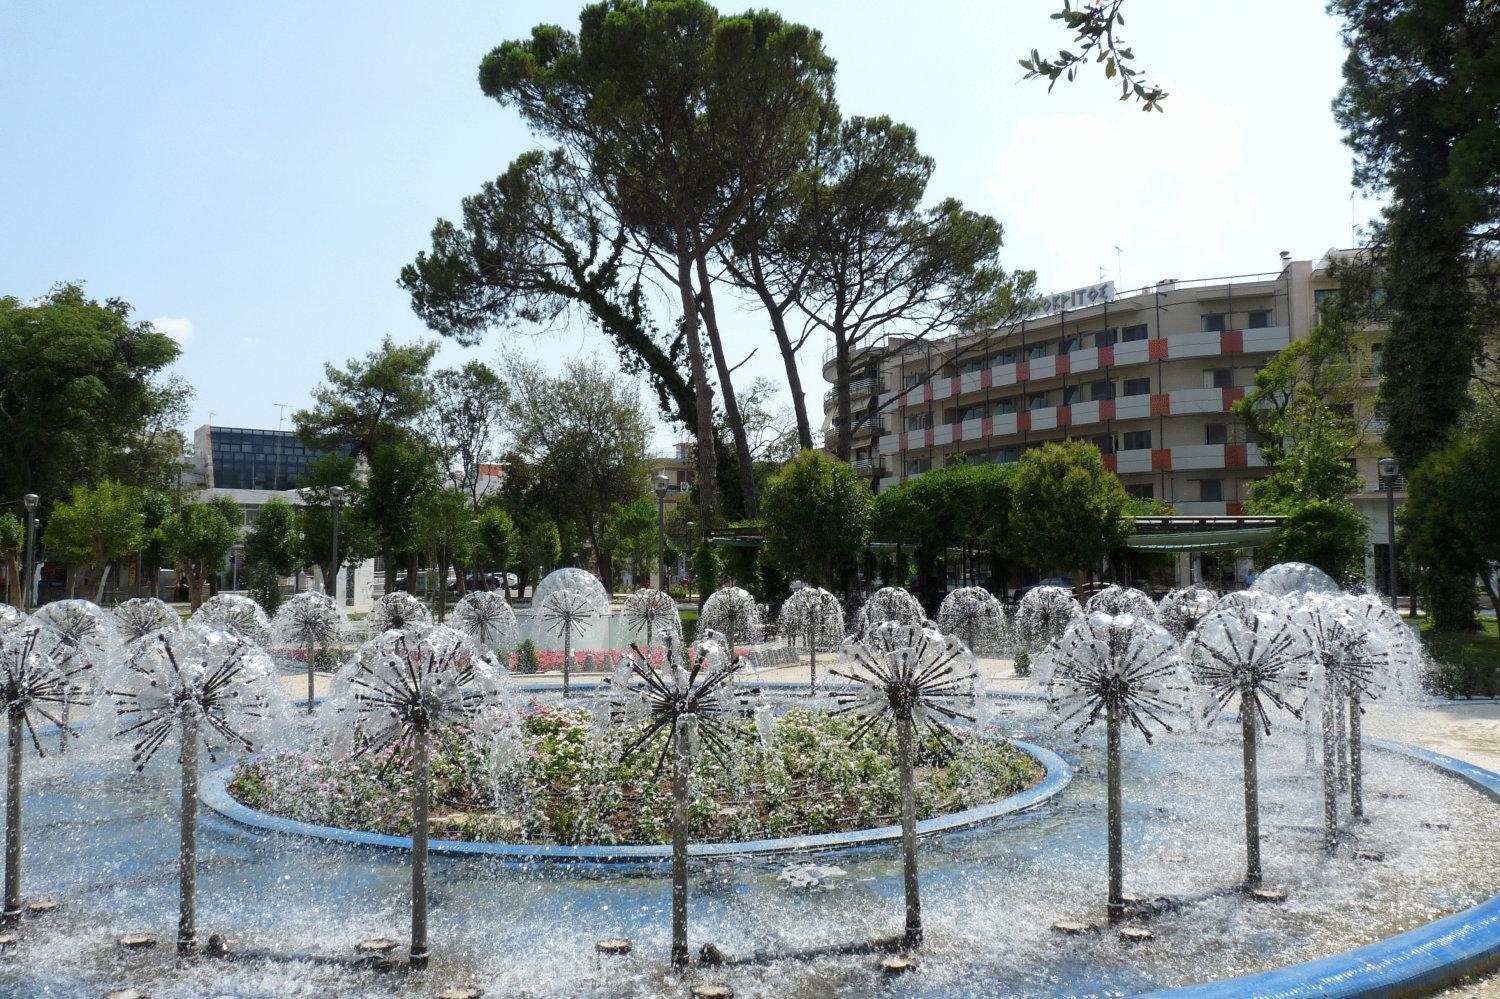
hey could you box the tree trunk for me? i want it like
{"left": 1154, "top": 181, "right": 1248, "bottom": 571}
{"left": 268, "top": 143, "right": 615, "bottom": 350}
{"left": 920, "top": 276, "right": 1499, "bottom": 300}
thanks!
{"left": 3, "top": 707, "right": 22, "bottom": 924}
{"left": 92, "top": 563, "right": 112, "bottom": 604}
{"left": 695, "top": 256, "right": 759, "bottom": 517}
{"left": 178, "top": 708, "right": 199, "bottom": 955}
{"left": 670, "top": 714, "right": 695, "bottom": 967}
{"left": 897, "top": 710, "right": 922, "bottom": 948}
{"left": 3, "top": 556, "right": 18, "bottom": 607}
{"left": 674, "top": 245, "right": 719, "bottom": 525}
{"left": 383, "top": 545, "right": 396, "bottom": 598}
{"left": 1106, "top": 699, "right": 1124, "bottom": 922}
{"left": 1240, "top": 688, "right": 1262, "bottom": 886}
{"left": 833, "top": 327, "right": 854, "bottom": 461}
{"left": 410, "top": 722, "right": 430, "bottom": 969}
{"left": 746, "top": 252, "right": 814, "bottom": 451}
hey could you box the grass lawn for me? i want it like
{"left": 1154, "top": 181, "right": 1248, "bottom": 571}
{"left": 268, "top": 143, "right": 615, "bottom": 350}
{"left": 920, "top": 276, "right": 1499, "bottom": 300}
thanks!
{"left": 1418, "top": 616, "right": 1500, "bottom": 668}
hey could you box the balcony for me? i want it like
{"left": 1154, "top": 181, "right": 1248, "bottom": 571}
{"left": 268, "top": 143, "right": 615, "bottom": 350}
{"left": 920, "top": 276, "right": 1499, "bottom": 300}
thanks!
{"left": 852, "top": 456, "right": 889, "bottom": 476}
{"left": 823, "top": 376, "right": 887, "bottom": 405}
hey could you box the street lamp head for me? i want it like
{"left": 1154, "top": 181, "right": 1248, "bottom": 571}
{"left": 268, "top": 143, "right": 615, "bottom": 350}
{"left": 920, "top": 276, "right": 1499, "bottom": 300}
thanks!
{"left": 1378, "top": 457, "right": 1400, "bottom": 479}
{"left": 328, "top": 485, "right": 346, "bottom": 506}
{"left": 654, "top": 472, "right": 670, "bottom": 498}
{"left": 22, "top": 493, "right": 38, "bottom": 511}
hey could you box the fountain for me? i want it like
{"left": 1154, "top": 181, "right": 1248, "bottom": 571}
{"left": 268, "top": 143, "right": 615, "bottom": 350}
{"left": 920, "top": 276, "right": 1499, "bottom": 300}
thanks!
{"left": 601, "top": 637, "right": 743, "bottom": 967}
{"left": 0, "top": 605, "right": 25, "bottom": 634}
{"left": 368, "top": 591, "right": 431, "bottom": 633}
{"left": 831, "top": 622, "right": 979, "bottom": 948}
{"left": 937, "top": 586, "right": 1007, "bottom": 654}
{"left": 1181, "top": 607, "right": 1312, "bottom": 885}
{"left": 109, "top": 623, "right": 281, "bottom": 953}
{"left": 32, "top": 599, "right": 115, "bottom": 754}
{"left": 111, "top": 597, "right": 182, "bottom": 642}
{"left": 698, "top": 587, "right": 762, "bottom": 665}
{"left": 777, "top": 586, "right": 843, "bottom": 694}
{"left": 449, "top": 590, "right": 520, "bottom": 654}
{"left": 0, "top": 622, "right": 91, "bottom": 922}
{"left": 1252, "top": 560, "right": 1342, "bottom": 598}
{"left": 271, "top": 591, "right": 348, "bottom": 714}
{"left": 538, "top": 587, "right": 600, "bottom": 697}
{"left": 1157, "top": 586, "right": 1218, "bottom": 640}
{"left": 1036, "top": 611, "right": 1187, "bottom": 920}
{"left": 853, "top": 586, "right": 925, "bottom": 638}
{"left": 620, "top": 588, "right": 681, "bottom": 662}
{"left": 1015, "top": 585, "right": 1083, "bottom": 649}
{"left": 1085, "top": 584, "right": 1159, "bottom": 621}
{"left": 326, "top": 624, "right": 510, "bottom": 968}
{"left": 189, "top": 593, "right": 273, "bottom": 647}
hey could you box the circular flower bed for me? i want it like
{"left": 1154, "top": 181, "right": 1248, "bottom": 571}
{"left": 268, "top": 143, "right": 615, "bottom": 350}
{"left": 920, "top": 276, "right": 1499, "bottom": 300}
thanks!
{"left": 228, "top": 702, "right": 1040, "bottom": 847}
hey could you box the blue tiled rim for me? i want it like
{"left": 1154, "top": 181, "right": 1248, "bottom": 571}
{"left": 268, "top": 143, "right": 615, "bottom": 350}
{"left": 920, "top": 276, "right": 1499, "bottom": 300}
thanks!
{"left": 1141, "top": 736, "right": 1500, "bottom": 998}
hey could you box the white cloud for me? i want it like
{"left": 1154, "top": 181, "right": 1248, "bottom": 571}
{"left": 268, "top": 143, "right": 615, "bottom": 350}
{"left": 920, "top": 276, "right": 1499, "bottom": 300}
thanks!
{"left": 153, "top": 315, "right": 195, "bottom": 345}
{"left": 988, "top": 94, "right": 1256, "bottom": 293}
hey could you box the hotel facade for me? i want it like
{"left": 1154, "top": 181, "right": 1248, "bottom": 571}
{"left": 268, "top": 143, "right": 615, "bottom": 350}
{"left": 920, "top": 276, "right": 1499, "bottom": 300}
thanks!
{"left": 821, "top": 250, "right": 1401, "bottom": 588}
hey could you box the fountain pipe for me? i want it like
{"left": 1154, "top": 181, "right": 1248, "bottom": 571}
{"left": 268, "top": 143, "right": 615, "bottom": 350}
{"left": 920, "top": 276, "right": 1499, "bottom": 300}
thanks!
{"left": 410, "top": 720, "right": 431, "bottom": 969}
{"left": 807, "top": 619, "right": 817, "bottom": 696}
{"left": 897, "top": 709, "right": 923, "bottom": 947}
{"left": 670, "top": 714, "right": 694, "bottom": 967}
{"left": 1106, "top": 699, "right": 1124, "bottom": 922}
{"left": 1241, "top": 687, "right": 1262, "bottom": 886}
{"left": 562, "top": 626, "right": 572, "bottom": 699}
{"left": 3, "top": 707, "right": 22, "bottom": 924}
{"left": 1349, "top": 693, "right": 1364, "bottom": 818}
{"left": 1321, "top": 686, "right": 1340, "bottom": 854}
{"left": 1336, "top": 692, "right": 1349, "bottom": 792}
{"left": 306, "top": 642, "right": 318, "bottom": 715}
{"left": 178, "top": 708, "right": 199, "bottom": 955}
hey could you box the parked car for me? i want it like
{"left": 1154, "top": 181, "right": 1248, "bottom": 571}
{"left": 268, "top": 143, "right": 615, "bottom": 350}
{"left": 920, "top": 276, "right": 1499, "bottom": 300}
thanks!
{"left": 448, "top": 572, "right": 518, "bottom": 593}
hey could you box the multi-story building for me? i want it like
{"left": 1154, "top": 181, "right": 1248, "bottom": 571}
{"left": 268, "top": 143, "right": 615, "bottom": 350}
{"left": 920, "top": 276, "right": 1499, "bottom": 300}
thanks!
{"left": 821, "top": 250, "right": 1402, "bottom": 590}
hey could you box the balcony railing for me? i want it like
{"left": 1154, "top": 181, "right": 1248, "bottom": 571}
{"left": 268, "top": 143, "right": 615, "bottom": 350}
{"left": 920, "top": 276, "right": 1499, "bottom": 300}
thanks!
{"left": 852, "top": 457, "right": 889, "bottom": 476}
{"left": 823, "top": 376, "right": 887, "bottom": 404}
{"left": 1365, "top": 476, "right": 1407, "bottom": 493}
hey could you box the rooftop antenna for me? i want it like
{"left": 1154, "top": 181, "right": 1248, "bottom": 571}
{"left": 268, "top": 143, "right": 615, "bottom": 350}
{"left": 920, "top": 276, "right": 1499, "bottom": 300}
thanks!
{"left": 274, "top": 403, "right": 289, "bottom": 490}
{"left": 1114, "top": 245, "right": 1125, "bottom": 289}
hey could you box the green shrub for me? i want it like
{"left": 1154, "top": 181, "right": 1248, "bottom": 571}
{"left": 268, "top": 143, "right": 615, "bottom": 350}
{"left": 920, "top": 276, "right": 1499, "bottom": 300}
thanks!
{"left": 1013, "top": 647, "right": 1031, "bottom": 678}
{"left": 514, "top": 638, "right": 540, "bottom": 675}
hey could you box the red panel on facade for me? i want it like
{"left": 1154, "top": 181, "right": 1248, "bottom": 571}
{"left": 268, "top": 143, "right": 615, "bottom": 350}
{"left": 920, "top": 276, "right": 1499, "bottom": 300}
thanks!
{"left": 1016, "top": 361, "right": 1030, "bottom": 382}
{"left": 950, "top": 376, "right": 961, "bottom": 396}
{"left": 1017, "top": 412, "right": 1031, "bottom": 433}
{"left": 1102, "top": 453, "right": 1117, "bottom": 473}
{"left": 1100, "top": 400, "right": 1116, "bottom": 421}
{"left": 1056, "top": 354, "right": 1070, "bottom": 376}
{"left": 924, "top": 428, "right": 934, "bottom": 448}
{"left": 1099, "top": 346, "right": 1114, "bottom": 367}
{"left": 1148, "top": 338, "right": 1169, "bottom": 361}
{"left": 1221, "top": 330, "right": 1244, "bottom": 354}
{"left": 1225, "top": 443, "right": 1247, "bottom": 468}
{"left": 924, "top": 382, "right": 933, "bottom": 402}
{"left": 981, "top": 368, "right": 992, "bottom": 389}
{"left": 1151, "top": 448, "right": 1173, "bottom": 471}
{"left": 1057, "top": 406, "right": 1071, "bottom": 428}
{"left": 1226, "top": 501, "right": 1245, "bottom": 516}
{"left": 1222, "top": 387, "right": 1246, "bottom": 409}
{"left": 1150, "top": 393, "right": 1171, "bottom": 416}
{"left": 982, "top": 417, "right": 993, "bottom": 436}
{"left": 899, "top": 433, "right": 908, "bottom": 450}
{"left": 952, "top": 422, "right": 963, "bottom": 443}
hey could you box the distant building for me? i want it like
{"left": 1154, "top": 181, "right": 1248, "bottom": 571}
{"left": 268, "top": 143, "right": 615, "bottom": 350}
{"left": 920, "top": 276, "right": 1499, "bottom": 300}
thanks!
{"left": 649, "top": 442, "right": 697, "bottom": 514}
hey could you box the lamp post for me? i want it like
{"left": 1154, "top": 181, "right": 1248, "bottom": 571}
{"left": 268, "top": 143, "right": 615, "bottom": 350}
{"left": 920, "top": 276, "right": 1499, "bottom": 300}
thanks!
{"left": 686, "top": 520, "right": 695, "bottom": 601}
{"left": 1378, "top": 457, "right": 1400, "bottom": 611}
{"left": 328, "top": 486, "right": 345, "bottom": 604}
{"left": 20, "top": 494, "right": 38, "bottom": 612}
{"left": 654, "top": 473, "right": 670, "bottom": 591}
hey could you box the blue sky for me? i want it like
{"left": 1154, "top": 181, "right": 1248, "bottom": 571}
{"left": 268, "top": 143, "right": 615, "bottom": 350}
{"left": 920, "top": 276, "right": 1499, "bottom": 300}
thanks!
{"left": 1, "top": 1, "right": 1378, "bottom": 450}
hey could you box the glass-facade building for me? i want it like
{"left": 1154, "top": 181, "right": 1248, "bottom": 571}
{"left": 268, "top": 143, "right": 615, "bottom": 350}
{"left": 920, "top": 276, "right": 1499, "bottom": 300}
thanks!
{"left": 206, "top": 427, "right": 347, "bottom": 491}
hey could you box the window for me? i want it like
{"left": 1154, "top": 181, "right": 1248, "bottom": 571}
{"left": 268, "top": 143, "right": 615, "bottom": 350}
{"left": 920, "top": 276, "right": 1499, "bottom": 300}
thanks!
{"left": 993, "top": 446, "right": 1021, "bottom": 464}
{"left": 1095, "top": 328, "right": 1118, "bottom": 348}
{"left": 1370, "top": 342, "right": 1384, "bottom": 374}
{"left": 1201, "top": 313, "right": 1227, "bottom": 333}
{"left": 1063, "top": 385, "right": 1082, "bottom": 405}
{"left": 1090, "top": 379, "right": 1115, "bottom": 402}
{"left": 992, "top": 349, "right": 1017, "bottom": 366}
{"left": 994, "top": 397, "right": 1018, "bottom": 416}
{"left": 958, "top": 359, "right": 983, "bottom": 375}
{"left": 1026, "top": 343, "right": 1049, "bottom": 360}
{"left": 1209, "top": 368, "right": 1234, "bottom": 389}
{"left": 905, "top": 413, "right": 931, "bottom": 432}
{"left": 1027, "top": 392, "right": 1050, "bottom": 410}
{"left": 1091, "top": 433, "right": 1116, "bottom": 454}
{"left": 1122, "top": 323, "right": 1149, "bottom": 342}
{"left": 1205, "top": 423, "right": 1228, "bottom": 445}
{"left": 1061, "top": 336, "right": 1082, "bottom": 354}
{"left": 902, "top": 372, "right": 922, "bottom": 389}
{"left": 1122, "top": 430, "right": 1152, "bottom": 451}
{"left": 959, "top": 406, "right": 985, "bottom": 423}
{"left": 1247, "top": 309, "right": 1272, "bottom": 329}
{"left": 1125, "top": 483, "right": 1155, "bottom": 500}
{"left": 904, "top": 457, "right": 932, "bottom": 476}
{"left": 1198, "top": 479, "right": 1224, "bottom": 503}
{"left": 1123, "top": 377, "right": 1152, "bottom": 397}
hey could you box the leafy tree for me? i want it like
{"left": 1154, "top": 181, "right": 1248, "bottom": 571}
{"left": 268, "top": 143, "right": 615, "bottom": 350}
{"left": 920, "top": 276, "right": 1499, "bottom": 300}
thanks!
{"left": 0, "top": 514, "right": 22, "bottom": 607}
{"left": 505, "top": 357, "right": 650, "bottom": 588}
{"left": 161, "top": 502, "right": 238, "bottom": 611}
{"left": 515, "top": 520, "right": 562, "bottom": 598}
{"left": 296, "top": 455, "right": 372, "bottom": 598}
{"left": 294, "top": 335, "right": 436, "bottom": 459}
{"left": 1332, "top": 0, "right": 1499, "bottom": 470}
{"left": 479, "top": 0, "right": 835, "bottom": 523}
{"left": 604, "top": 497, "right": 658, "bottom": 589}
{"left": 760, "top": 450, "right": 873, "bottom": 592}
{"left": 40, "top": 480, "right": 144, "bottom": 601}
{"left": 692, "top": 537, "right": 722, "bottom": 609}
{"left": 139, "top": 488, "right": 173, "bottom": 599}
{"left": 364, "top": 442, "right": 439, "bottom": 597}
{"left": 476, "top": 506, "right": 518, "bottom": 598}
{"left": 416, "top": 489, "right": 478, "bottom": 619}
{"left": 0, "top": 284, "right": 181, "bottom": 511}
{"left": 243, "top": 498, "right": 299, "bottom": 612}
{"left": 421, "top": 361, "right": 509, "bottom": 507}
{"left": 1010, "top": 441, "right": 1132, "bottom": 594}
{"left": 798, "top": 115, "right": 1032, "bottom": 460}
{"left": 1020, "top": 1, "right": 1167, "bottom": 109}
